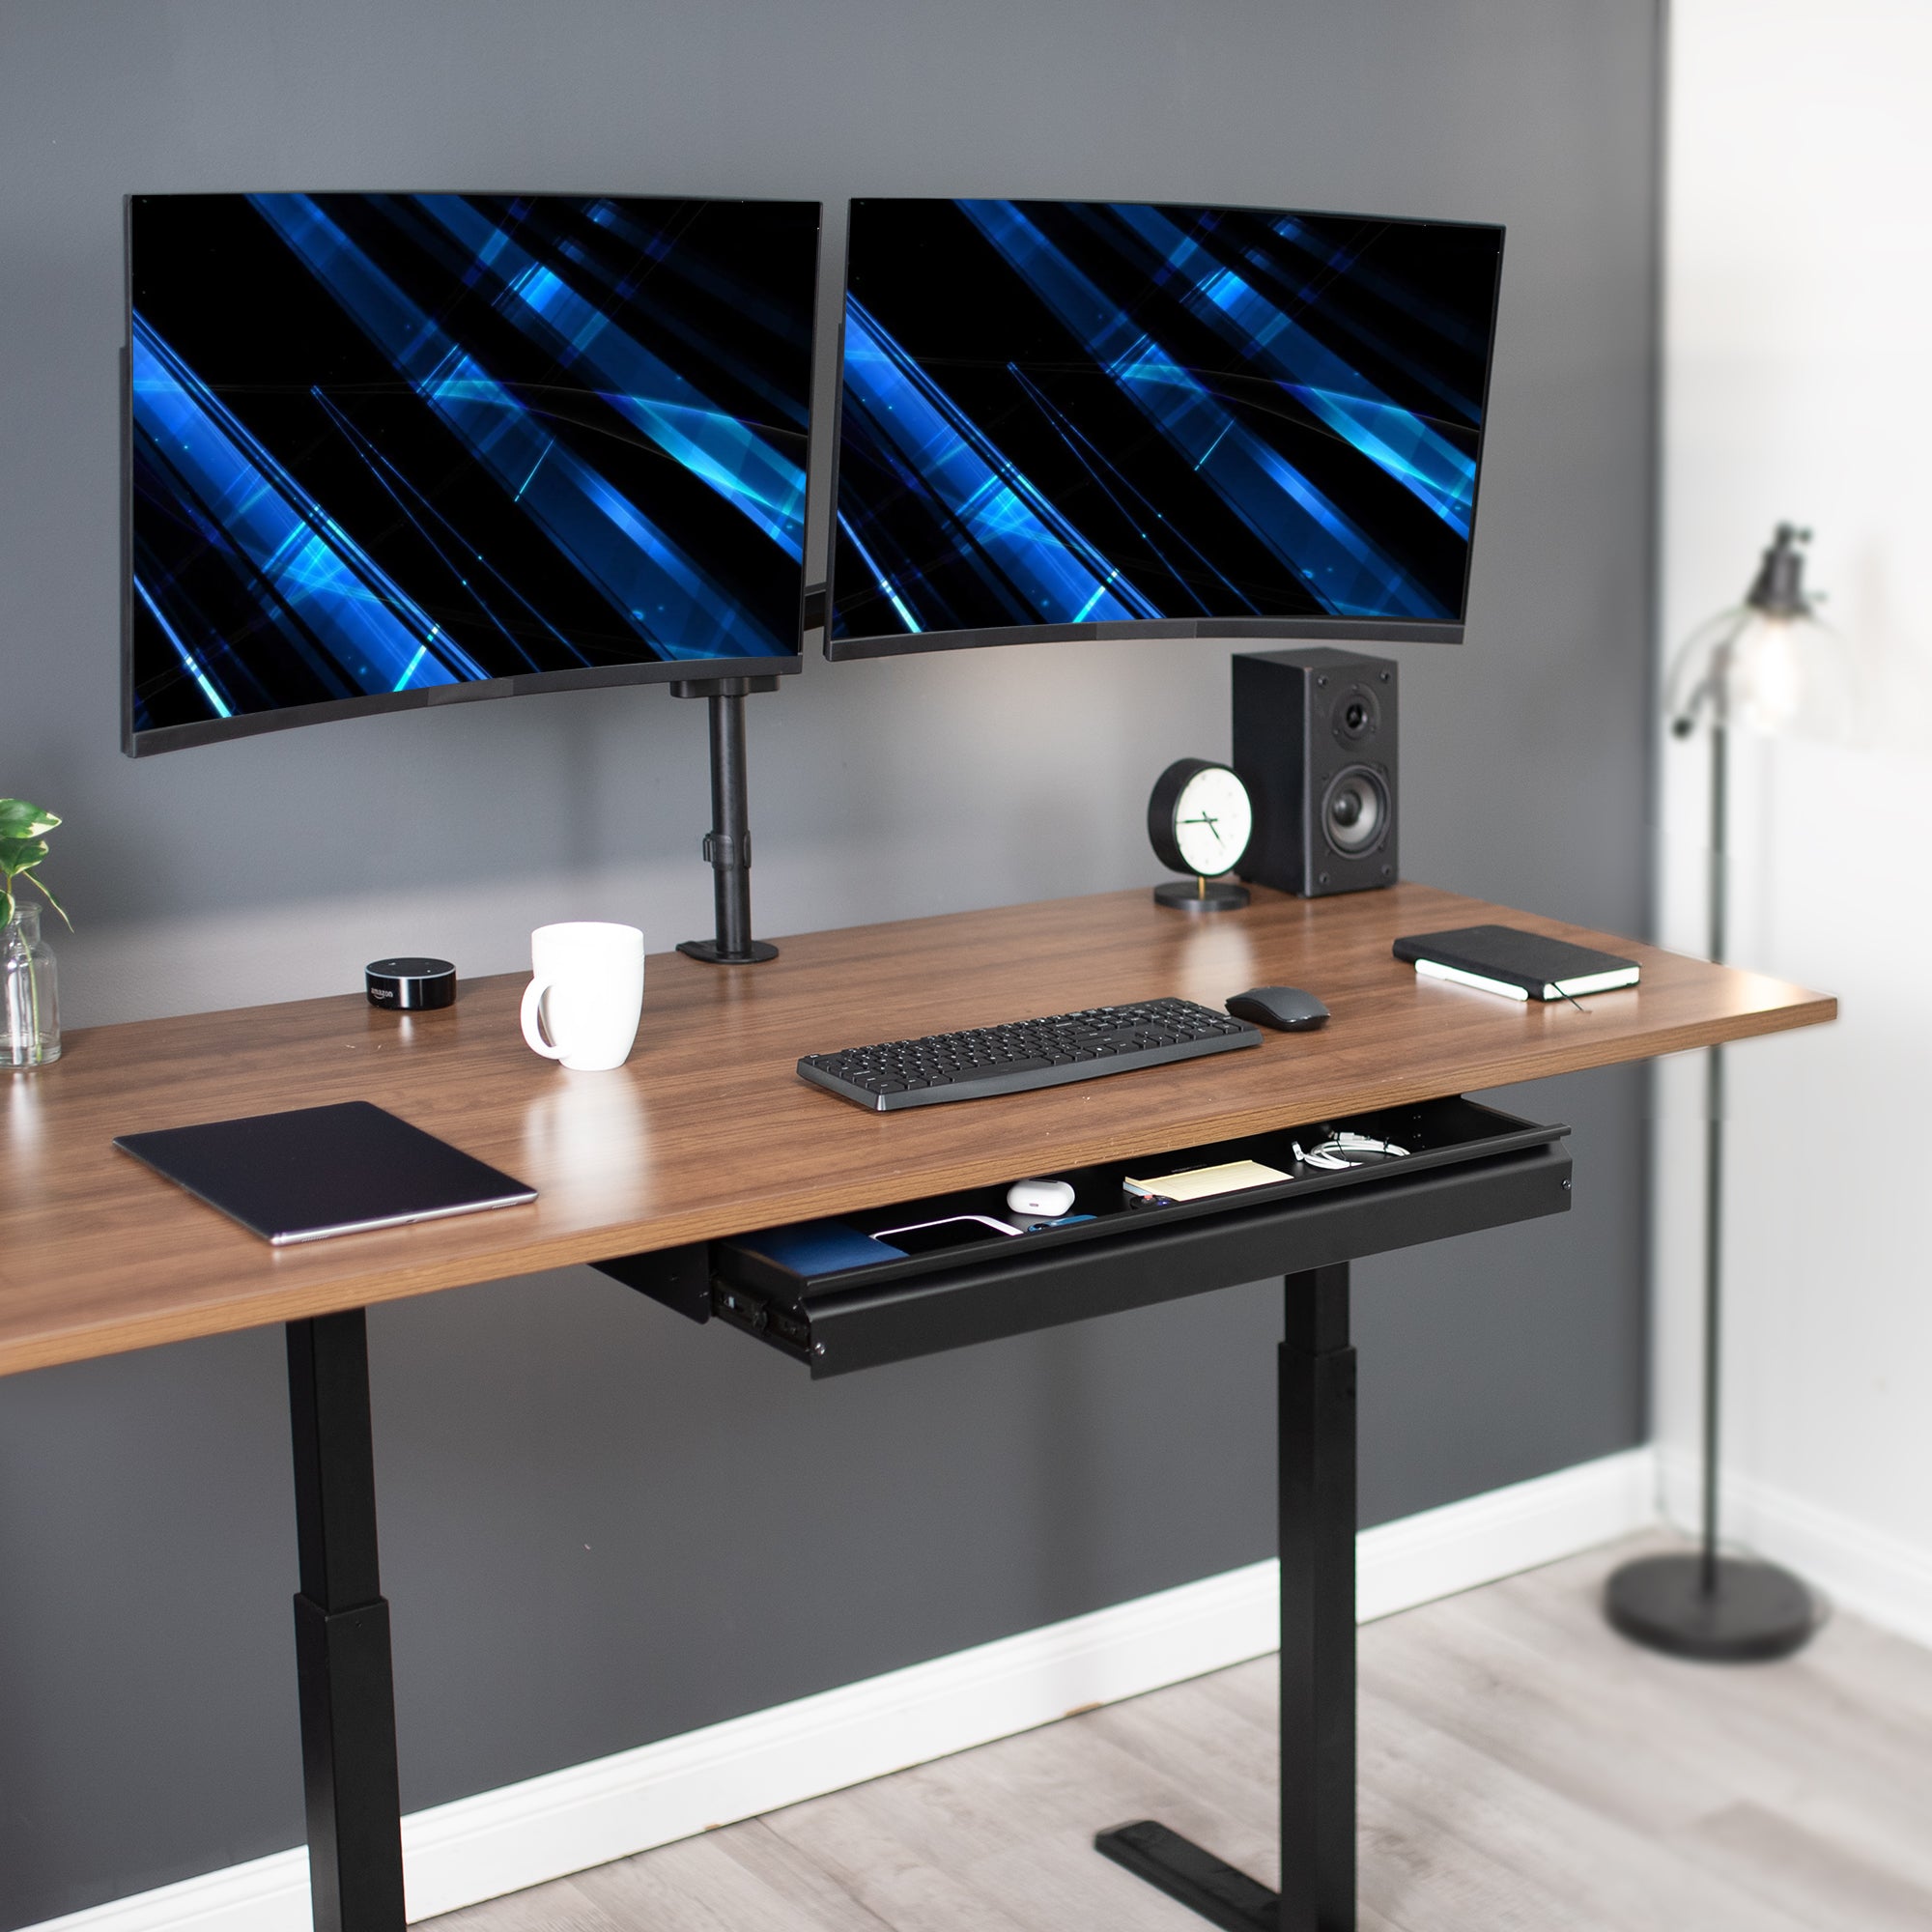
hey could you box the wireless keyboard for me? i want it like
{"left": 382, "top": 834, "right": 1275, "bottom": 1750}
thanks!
{"left": 797, "top": 998, "right": 1263, "bottom": 1111}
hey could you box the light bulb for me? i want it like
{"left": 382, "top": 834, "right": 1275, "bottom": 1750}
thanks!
{"left": 1732, "top": 614, "right": 1804, "bottom": 735}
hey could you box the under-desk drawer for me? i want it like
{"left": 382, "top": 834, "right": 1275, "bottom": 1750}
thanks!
{"left": 596, "top": 1096, "right": 1571, "bottom": 1378}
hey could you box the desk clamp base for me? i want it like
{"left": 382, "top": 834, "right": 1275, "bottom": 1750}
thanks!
{"left": 1097, "top": 1263, "right": 1357, "bottom": 1931}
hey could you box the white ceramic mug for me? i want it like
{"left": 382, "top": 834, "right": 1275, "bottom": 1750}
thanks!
{"left": 520, "top": 923, "right": 644, "bottom": 1071}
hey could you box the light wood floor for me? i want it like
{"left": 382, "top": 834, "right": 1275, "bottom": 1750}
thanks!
{"left": 431, "top": 1536, "right": 1932, "bottom": 1931}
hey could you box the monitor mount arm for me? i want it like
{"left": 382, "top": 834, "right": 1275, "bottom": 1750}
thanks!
{"left": 670, "top": 585, "right": 827, "bottom": 966}
{"left": 671, "top": 674, "right": 781, "bottom": 965}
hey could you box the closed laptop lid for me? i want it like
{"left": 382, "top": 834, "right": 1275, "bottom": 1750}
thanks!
{"left": 115, "top": 1100, "right": 536, "bottom": 1244}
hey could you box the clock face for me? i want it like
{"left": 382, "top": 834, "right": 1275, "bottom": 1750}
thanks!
{"left": 1174, "top": 765, "right": 1252, "bottom": 875}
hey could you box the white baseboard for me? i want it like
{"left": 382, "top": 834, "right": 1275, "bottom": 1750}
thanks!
{"left": 1356, "top": 1446, "right": 1658, "bottom": 1623}
{"left": 23, "top": 1447, "right": 1655, "bottom": 1932}
{"left": 1658, "top": 1448, "right": 1932, "bottom": 1650}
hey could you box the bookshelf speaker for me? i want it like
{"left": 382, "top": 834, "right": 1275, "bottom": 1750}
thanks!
{"left": 1233, "top": 647, "right": 1398, "bottom": 897}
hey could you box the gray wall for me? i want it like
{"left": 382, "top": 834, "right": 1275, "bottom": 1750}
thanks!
{"left": 0, "top": 0, "right": 1660, "bottom": 1922}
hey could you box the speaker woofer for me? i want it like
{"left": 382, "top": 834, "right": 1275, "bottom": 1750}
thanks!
{"left": 1321, "top": 766, "right": 1389, "bottom": 856}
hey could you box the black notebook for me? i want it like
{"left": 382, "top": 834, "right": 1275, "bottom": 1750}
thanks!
{"left": 1393, "top": 924, "right": 1640, "bottom": 1003}
{"left": 115, "top": 1100, "right": 537, "bottom": 1244}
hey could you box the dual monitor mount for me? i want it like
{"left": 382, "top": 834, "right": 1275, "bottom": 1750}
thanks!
{"left": 671, "top": 585, "right": 830, "bottom": 967}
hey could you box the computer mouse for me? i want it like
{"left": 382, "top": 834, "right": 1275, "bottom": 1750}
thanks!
{"left": 1226, "top": 985, "right": 1331, "bottom": 1032}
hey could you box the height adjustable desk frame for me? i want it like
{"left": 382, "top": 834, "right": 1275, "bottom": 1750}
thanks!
{"left": 0, "top": 884, "right": 1833, "bottom": 1932}
{"left": 603, "top": 1109, "right": 1572, "bottom": 1930}
{"left": 286, "top": 1115, "right": 1575, "bottom": 1932}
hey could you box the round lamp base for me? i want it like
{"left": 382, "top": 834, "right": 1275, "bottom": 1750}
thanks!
{"left": 1153, "top": 879, "right": 1250, "bottom": 914}
{"left": 1605, "top": 1551, "right": 1817, "bottom": 1662}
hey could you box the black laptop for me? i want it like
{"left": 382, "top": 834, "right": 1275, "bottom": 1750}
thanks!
{"left": 115, "top": 1100, "right": 536, "bottom": 1245}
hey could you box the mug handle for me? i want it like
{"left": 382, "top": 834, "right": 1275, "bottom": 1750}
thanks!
{"left": 521, "top": 977, "right": 564, "bottom": 1060}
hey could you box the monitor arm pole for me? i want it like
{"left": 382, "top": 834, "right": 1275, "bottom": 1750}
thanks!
{"left": 672, "top": 674, "right": 781, "bottom": 964}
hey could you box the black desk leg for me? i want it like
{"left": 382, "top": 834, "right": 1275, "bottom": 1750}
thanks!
{"left": 286, "top": 1312, "right": 408, "bottom": 1932}
{"left": 1096, "top": 1263, "right": 1356, "bottom": 1931}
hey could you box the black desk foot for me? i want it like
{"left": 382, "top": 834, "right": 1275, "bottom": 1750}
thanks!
{"left": 1096, "top": 1821, "right": 1279, "bottom": 1931}
{"left": 1097, "top": 1265, "right": 1355, "bottom": 1932}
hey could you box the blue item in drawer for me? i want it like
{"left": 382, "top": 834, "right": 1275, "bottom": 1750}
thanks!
{"left": 727, "top": 1220, "right": 907, "bottom": 1282}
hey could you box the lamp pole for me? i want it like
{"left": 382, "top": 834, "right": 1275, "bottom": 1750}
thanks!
{"left": 1700, "top": 721, "right": 1726, "bottom": 1598}
{"left": 1604, "top": 526, "right": 1819, "bottom": 1662}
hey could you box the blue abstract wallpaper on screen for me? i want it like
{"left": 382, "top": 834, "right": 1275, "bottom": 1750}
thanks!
{"left": 128, "top": 193, "right": 819, "bottom": 742}
{"left": 832, "top": 200, "right": 1502, "bottom": 648}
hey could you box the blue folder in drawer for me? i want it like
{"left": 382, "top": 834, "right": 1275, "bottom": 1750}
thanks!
{"left": 720, "top": 1220, "right": 907, "bottom": 1294}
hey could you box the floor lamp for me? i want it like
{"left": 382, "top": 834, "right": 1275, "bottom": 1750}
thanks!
{"left": 1606, "top": 524, "right": 1853, "bottom": 1662}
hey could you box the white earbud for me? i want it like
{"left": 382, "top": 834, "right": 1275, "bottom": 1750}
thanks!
{"left": 1007, "top": 1178, "right": 1077, "bottom": 1219}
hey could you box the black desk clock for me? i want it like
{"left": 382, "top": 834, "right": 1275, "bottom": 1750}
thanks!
{"left": 1148, "top": 759, "right": 1253, "bottom": 912}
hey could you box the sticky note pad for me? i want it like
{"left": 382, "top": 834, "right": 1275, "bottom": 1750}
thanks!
{"left": 1122, "top": 1158, "right": 1291, "bottom": 1205}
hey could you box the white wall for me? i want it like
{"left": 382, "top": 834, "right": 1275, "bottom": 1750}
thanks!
{"left": 1660, "top": 0, "right": 1932, "bottom": 1640}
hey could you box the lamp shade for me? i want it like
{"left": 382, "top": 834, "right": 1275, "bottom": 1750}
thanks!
{"left": 1665, "top": 525, "right": 1860, "bottom": 743}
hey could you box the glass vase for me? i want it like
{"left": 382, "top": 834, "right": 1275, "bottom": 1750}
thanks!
{"left": 3, "top": 898, "right": 61, "bottom": 1067}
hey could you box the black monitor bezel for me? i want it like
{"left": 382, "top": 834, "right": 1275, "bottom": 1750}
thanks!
{"left": 122, "top": 191, "right": 821, "bottom": 759}
{"left": 823, "top": 196, "right": 1503, "bottom": 664}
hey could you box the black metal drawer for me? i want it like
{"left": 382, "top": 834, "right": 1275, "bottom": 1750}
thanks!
{"left": 596, "top": 1095, "right": 1570, "bottom": 1377}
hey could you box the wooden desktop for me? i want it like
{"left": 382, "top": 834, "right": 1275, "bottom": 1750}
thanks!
{"left": 0, "top": 881, "right": 1828, "bottom": 1375}
{"left": 0, "top": 881, "right": 1834, "bottom": 1932}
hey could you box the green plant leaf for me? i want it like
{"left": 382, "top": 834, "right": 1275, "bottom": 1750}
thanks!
{"left": 23, "top": 869, "right": 71, "bottom": 927}
{"left": 0, "top": 799, "right": 60, "bottom": 838}
{"left": 0, "top": 834, "right": 50, "bottom": 879}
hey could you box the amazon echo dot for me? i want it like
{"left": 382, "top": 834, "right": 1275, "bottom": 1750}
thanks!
{"left": 365, "top": 956, "right": 457, "bottom": 1011}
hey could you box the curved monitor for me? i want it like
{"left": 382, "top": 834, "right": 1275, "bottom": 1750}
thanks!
{"left": 827, "top": 198, "right": 1503, "bottom": 660}
{"left": 126, "top": 193, "right": 821, "bottom": 754}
